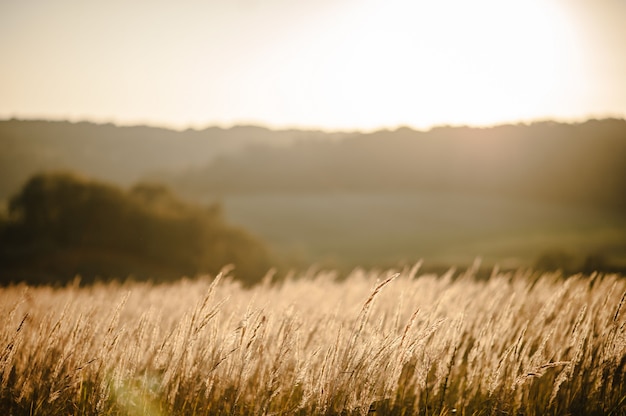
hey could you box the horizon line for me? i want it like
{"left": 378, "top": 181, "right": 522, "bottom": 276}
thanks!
{"left": 1, "top": 113, "right": 625, "bottom": 135}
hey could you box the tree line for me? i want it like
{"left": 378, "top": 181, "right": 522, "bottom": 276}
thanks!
{"left": 170, "top": 119, "right": 626, "bottom": 211}
{"left": 0, "top": 172, "right": 274, "bottom": 285}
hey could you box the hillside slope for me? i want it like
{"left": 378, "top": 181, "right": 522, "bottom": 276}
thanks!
{"left": 170, "top": 119, "right": 626, "bottom": 211}
{"left": 0, "top": 119, "right": 349, "bottom": 200}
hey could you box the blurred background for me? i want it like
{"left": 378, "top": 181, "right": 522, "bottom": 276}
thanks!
{"left": 1, "top": 120, "right": 625, "bottom": 284}
{"left": 1, "top": 0, "right": 625, "bottom": 284}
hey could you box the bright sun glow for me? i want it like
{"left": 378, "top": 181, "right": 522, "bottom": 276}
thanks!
{"left": 245, "top": 0, "right": 586, "bottom": 130}
{"left": 0, "top": 0, "right": 623, "bottom": 131}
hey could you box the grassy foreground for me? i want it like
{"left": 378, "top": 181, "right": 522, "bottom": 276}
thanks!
{"left": 1, "top": 265, "right": 625, "bottom": 415}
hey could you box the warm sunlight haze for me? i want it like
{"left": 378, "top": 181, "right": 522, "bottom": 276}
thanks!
{"left": 2, "top": 3, "right": 626, "bottom": 415}
{"left": 1, "top": 0, "right": 625, "bottom": 131}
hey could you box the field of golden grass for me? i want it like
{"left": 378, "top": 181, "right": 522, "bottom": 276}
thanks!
{"left": 1, "top": 264, "right": 625, "bottom": 415}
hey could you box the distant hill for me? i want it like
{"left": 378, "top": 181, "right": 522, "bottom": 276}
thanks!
{"left": 3, "top": 118, "right": 625, "bottom": 211}
{"left": 0, "top": 119, "right": 350, "bottom": 201}
{"left": 167, "top": 119, "right": 626, "bottom": 211}
{"left": 1, "top": 118, "right": 625, "bottom": 272}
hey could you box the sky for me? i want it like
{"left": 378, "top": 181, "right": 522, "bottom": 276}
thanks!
{"left": 1, "top": 0, "right": 625, "bottom": 132}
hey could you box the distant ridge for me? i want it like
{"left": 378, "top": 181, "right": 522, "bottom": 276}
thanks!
{"left": 1, "top": 118, "right": 625, "bottom": 211}
{"left": 168, "top": 118, "right": 626, "bottom": 211}
{"left": 0, "top": 118, "right": 351, "bottom": 200}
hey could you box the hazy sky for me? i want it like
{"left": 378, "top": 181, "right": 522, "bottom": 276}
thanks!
{"left": 1, "top": 0, "right": 625, "bottom": 131}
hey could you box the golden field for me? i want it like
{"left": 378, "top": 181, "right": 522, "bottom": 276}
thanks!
{"left": 1, "top": 264, "right": 625, "bottom": 415}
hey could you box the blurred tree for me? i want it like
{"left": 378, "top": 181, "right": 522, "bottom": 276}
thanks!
{"left": 534, "top": 250, "right": 575, "bottom": 274}
{"left": 0, "top": 172, "right": 273, "bottom": 285}
{"left": 581, "top": 252, "right": 609, "bottom": 275}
